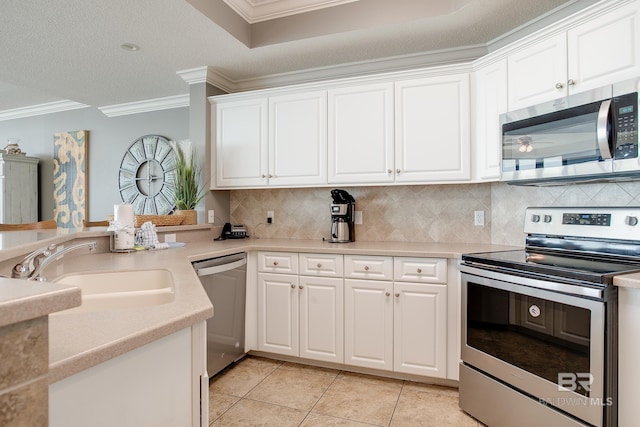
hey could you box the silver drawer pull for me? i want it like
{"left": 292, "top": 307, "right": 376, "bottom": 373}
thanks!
{"left": 317, "top": 263, "right": 322, "bottom": 268}
{"left": 290, "top": 284, "right": 295, "bottom": 289}
{"left": 395, "top": 293, "right": 400, "bottom": 297}
{"left": 273, "top": 261, "right": 278, "bottom": 266}
{"left": 299, "top": 285, "right": 303, "bottom": 289}
{"left": 385, "top": 292, "right": 390, "bottom": 296}
{"left": 364, "top": 266, "right": 369, "bottom": 271}
{"left": 417, "top": 268, "right": 422, "bottom": 273}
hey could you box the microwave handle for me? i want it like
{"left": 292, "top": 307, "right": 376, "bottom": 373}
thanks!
{"left": 596, "top": 99, "right": 613, "bottom": 159}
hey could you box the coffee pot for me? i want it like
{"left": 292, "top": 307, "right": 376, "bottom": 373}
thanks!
{"left": 330, "top": 189, "right": 355, "bottom": 243}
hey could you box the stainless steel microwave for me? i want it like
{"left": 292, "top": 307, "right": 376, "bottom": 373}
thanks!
{"left": 500, "top": 78, "right": 639, "bottom": 185}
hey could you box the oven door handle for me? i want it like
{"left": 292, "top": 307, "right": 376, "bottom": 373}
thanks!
{"left": 459, "top": 263, "right": 604, "bottom": 300}
{"left": 596, "top": 99, "right": 613, "bottom": 159}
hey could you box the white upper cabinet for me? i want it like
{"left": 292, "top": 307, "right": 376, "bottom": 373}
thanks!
{"left": 213, "top": 92, "right": 327, "bottom": 189}
{"left": 508, "top": 1, "right": 640, "bottom": 111}
{"left": 214, "top": 98, "right": 268, "bottom": 188}
{"left": 566, "top": 1, "right": 640, "bottom": 94}
{"left": 507, "top": 34, "right": 567, "bottom": 110}
{"left": 328, "top": 83, "right": 395, "bottom": 184}
{"left": 269, "top": 91, "right": 327, "bottom": 186}
{"left": 472, "top": 59, "right": 507, "bottom": 181}
{"left": 395, "top": 74, "right": 470, "bottom": 182}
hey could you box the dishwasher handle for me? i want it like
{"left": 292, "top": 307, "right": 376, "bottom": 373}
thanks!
{"left": 196, "top": 257, "right": 247, "bottom": 276}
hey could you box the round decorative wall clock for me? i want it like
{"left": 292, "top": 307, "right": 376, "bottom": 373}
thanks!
{"left": 118, "top": 134, "right": 177, "bottom": 214}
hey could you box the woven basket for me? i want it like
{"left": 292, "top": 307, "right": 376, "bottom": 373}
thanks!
{"left": 134, "top": 214, "right": 185, "bottom": 227}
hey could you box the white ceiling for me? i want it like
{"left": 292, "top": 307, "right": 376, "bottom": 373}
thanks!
{"left": 0, "top": 0, "right": 583, "bottom": 116}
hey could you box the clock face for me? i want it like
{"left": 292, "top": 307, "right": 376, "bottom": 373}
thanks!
{"left": 118, "top": 135, "right": 177, "bottom": 214}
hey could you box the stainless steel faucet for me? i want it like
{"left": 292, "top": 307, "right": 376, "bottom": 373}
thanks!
{"left": 12, "top": 241, "right": 97, "bottom": 281}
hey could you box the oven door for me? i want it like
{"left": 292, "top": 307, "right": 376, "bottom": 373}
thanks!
{"left": 461, "top": 269, "right": 606, "bottom": 427}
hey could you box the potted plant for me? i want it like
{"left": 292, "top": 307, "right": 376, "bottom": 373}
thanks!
{"left": 171, "top": 139, "right": 206, "bottom": 225}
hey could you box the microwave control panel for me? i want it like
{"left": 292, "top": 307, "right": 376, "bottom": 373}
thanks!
{"left": 613, "top": 92, "right": 638, "bottom": 159}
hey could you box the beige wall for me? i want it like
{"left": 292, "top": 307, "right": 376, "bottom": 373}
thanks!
{"left": 230, "top": 180, "right": 640, "bottom": 247}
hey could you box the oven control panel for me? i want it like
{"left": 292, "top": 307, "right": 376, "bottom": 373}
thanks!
{"left": 562, "top": 213, "right": 611, "bottom": 226}
{"left": 524, "top": 207, "right": 640, "bottom": 241}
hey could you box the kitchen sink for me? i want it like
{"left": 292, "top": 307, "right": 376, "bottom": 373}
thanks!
{"left": 53, "top": 269, "right": 175, "bottom": 314}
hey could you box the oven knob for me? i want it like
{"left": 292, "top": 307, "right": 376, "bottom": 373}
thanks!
{"left": 625, "top": 216, "right": 639, "bottom": 226}
{"left": 543, "top": 215, "right": 552, "bottom": 223}
{"left": 531, "top": 214, "right": 541, "bottom": 223}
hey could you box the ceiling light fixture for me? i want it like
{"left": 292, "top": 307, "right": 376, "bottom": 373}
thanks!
{"left": 120, "top": 43, "right": 140, "bottom": 52}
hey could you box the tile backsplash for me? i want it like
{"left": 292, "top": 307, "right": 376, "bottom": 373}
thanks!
{"left": 230, "top": 184, "right": 492, "bottom": 244}
{"left": 230, "top": 180, "right": 640, "bottom": 247}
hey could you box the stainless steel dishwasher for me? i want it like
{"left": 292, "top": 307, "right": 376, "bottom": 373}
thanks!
{"left": 192, "top": 252, "right": 247, "bottom": 377}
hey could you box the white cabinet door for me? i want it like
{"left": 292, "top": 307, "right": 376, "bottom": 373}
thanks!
{"left": 472, "top": 59, "right": 507, "bottom": 181}
{"left": 299, "top": 276, "right": 344, "bottom": 363}
{"left": 257, "top": 273, "right": 299, "bottom": 356}
{"left": 508, "top": 34, "right": 567, "bottom": 110}
{"left": 214, "top": 98, "right": 268, "bottom": 188}
{"left": 394, "top": 74, "right": 470, "bottom": 182}
{"left": 344, "top": 279, "right": 393, "bottom": 370}
{"left": 567, "top": 1, "right": 640, "bottom": 94}
{"left": 328, "top": 83, "right": 394, "bottom": 184}
{"left": 269, "top": 91, "right": 328, "bottom": 186}
{"left": 393, "top": 282, "right": 447, "bottom": 377}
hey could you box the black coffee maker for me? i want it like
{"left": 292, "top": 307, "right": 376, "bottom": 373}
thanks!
{"left": 330, "top": 189, "right": 355, "bottom": 243}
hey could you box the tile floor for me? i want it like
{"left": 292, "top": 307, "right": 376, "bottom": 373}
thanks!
{"left": 208, "top": 356, "right": 482, "bottom": 426}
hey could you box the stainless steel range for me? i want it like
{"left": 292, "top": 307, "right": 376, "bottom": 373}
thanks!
{"left": 459, "top": 207, "right": 640, "bottom": 427}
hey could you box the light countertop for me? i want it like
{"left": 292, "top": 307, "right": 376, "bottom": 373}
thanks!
{"left": 0, "top": 227, "right": 519, "bottom": 384}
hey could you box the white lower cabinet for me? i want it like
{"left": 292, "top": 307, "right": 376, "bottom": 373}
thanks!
{"left": 393, "top": 282, "right": 447, "bottom": 377}
{"left": 258, "top": 272, "right": 299, "bottom": 356}
{"left": 50, "top": 324, "right": 207, "bottom": 427}
{"left": 257, "top": 252, "right": 344, "bottom": 363}
{"left": 344, "top": 278, "right": 394, "bottom": 370}
{"left": 256, "top": 252, "right": 450, "bottom": 380}
{"left": 343, "top": 255, "right": 448, "bottom": 377}
{"left": 299, "top": 275, "right": 344, "bottom": 363}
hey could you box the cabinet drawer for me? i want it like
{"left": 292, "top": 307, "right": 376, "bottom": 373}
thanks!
{"left": 299, "top": 253, "right": 343, "bottom": 277}
{"left": 393, "top": 257, "right": 447, "bottom": 283}
{"left": 344, "top": 255, "right": 393, "bottom": 280}
{"left": 258, "top": 252, "right": 299, "bottom": 274}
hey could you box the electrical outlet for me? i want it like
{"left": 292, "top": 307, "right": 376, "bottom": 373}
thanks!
{"left": 354, "top": 211, "right": 363, "bottom": 225}
{"left": 164, "top": 233, "right": 177, "bottom": 243}
{"left": 207, "top": 209, "right": 215, "bottom": 223}
{"left": 474, "top": 210, "right": 485, "bottom": 226}
{"left": 267, "top": 211, "right": 274, "bottom": 224}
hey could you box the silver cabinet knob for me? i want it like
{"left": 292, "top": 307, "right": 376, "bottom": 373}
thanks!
{"left": 269, "top": 174, "right": 273, "bottom": 178}
{"left": 385, "top": 292, "right": 390, "bottom": 296}
{"left": 417, "top": 268, "right": 422, "bottom": 273}
{"left": 273, "top": 261, "right": 278, "bottom": 266}
{"left": 317, "top": 263, "right": 322, "bottom": 268}
{"left": 555, "top": 82, "right": 564, "bottom": 89}
{"left": 364, "top": 266, "right": 369, "bottom": 271}
{"left": 261, "top": 174, "right": 267, "bottom": 178}
{"left": 299, "top": 285, "right": 303, "bottom": 289}
{"left": 395, "top": 293, "right": 400, "bottom": 297}
{"left": 387, "top": 169, "right": 393, "bottom": 174}
{"left": 290, "top": 284, "right": 295, "bottom": 289}
{"left": 396, "top": 169, "right": 401, "bottom": 174}
{"left": 567, "top": 79, "right": 576, "bottom": 86}
{"left": 626, "top": 216, "right": 639, "bottom": 226}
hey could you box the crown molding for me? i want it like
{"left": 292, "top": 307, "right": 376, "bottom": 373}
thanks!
{"left": 0, "top": 100, "right": 89, "bottom": 121}
{"left": 177, "top": 66, "right": 235, "bottom": 93}
{"left": 178, "top": 44, "right": 485, "bottom": 95}
{"left": 98, "top": 94, "right": 190, "bottom": 117}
